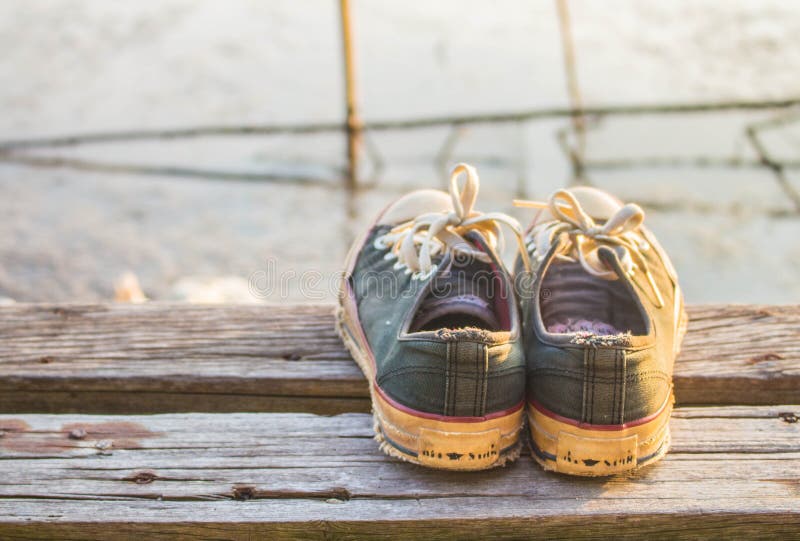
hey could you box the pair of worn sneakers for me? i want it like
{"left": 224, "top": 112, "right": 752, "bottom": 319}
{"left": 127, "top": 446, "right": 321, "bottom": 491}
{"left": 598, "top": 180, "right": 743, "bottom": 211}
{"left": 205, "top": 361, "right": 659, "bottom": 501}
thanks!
{"left": 337, "top": 163, "right": 687, "bottom": 476}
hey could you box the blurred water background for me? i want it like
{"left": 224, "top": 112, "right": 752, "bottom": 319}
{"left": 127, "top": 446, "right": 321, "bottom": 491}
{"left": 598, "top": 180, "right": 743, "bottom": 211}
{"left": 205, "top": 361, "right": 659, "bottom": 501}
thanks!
{"left": 2, "top": 0, "right": 799, "bottom": 303}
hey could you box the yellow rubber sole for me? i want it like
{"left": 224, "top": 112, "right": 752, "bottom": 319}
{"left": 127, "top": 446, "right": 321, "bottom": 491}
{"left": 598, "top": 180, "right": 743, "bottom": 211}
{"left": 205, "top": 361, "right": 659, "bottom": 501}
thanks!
{"left": 527, "top": 304, "right": 687, "bottom": 476}
{"left": 527, "top": 394, "right": 673, "bottom": 476}
{"left": 373, "top": 385, "right": 524, "bottom": 471}
{"left": 336, "top": 297, "right": 523, "bottom": 471}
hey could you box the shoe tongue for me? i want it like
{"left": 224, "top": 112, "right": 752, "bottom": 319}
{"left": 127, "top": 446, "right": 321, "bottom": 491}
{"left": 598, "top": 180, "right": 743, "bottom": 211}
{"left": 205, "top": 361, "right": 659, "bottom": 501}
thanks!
{"left": 411, "top": 262, "right": 501, "bottom": 332}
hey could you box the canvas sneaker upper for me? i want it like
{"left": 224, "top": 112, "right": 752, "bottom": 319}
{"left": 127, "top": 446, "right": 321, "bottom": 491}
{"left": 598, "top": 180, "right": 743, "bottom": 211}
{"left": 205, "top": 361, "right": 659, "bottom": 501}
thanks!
{"left": 515, "top": 187, "right": 687, "bottom": 426}
{"left": 342, "top": 164, "right": 530, "bottom": 418}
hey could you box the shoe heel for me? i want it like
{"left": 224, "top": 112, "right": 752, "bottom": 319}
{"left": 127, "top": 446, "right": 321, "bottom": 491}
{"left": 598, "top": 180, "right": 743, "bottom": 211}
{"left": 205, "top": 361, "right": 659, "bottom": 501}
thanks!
{"left": 527, "top": 394, "right": 673, "bottom": 476}
{"left": 337, "top": 295, "right": 524, "bottom": 471}
{"left": 374, "top": 387, "right": 524, "bottom": 471}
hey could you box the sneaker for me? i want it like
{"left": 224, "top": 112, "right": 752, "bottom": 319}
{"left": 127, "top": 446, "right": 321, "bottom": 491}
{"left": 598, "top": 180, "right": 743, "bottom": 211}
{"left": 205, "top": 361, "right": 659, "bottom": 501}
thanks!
{"left": 514, "top": 187, "right": 687, "bottom": 476}
{"left": 337, "top": 164, "right": 530, "bottom": 470}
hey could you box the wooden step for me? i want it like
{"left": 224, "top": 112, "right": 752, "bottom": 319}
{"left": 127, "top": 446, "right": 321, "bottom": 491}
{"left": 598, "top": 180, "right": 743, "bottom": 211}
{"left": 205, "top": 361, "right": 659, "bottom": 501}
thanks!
{"left": 0, "top": 303, "right": 798, "bottom": 414}
{"left": 0, "top": 405, "right": 798, "bottom": 538}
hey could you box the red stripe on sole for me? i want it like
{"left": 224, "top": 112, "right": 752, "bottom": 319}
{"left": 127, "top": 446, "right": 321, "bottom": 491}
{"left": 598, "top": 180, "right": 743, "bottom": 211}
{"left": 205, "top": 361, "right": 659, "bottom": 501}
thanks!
{"left": 376, "top": 383, "right": 523, "bottom": 423}
{"left": 528, "top": 396, "right": 670, "bottom": 431}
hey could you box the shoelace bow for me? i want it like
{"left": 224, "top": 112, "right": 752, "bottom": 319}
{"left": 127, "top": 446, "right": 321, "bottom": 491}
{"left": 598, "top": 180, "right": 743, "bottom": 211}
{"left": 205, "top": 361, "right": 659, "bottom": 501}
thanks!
{"left": 376, "top": 163, "right": 531, "bottom": 279}
{"left": 514, "top": 190, "right": 664, "bottom": 308}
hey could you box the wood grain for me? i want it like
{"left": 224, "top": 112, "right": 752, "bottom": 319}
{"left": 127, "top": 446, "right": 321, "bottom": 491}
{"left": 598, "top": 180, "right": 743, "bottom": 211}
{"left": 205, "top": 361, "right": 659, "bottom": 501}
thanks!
{"left": 0, "top": 303, "right": 798, "bottom": 413}
{"left": 0, "top": 406, "right": 797, "bottom": 539}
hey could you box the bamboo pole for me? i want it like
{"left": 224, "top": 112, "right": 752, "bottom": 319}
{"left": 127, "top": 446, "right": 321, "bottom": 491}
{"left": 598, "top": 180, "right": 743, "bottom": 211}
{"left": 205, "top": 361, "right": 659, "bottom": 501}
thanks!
{"left": 339, "top": 0, "right": 362, "bottom": 191}
{"left": 555, "top": 0, "right": 586, "bottom": 182}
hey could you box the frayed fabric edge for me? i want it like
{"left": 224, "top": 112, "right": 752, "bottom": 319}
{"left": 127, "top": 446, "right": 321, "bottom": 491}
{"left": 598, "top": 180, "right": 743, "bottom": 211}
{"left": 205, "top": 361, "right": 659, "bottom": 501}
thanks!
{"left": 433, "top": 326, "right": 495, "bottom": 342}
{"left": 569, "top": 330, "right": 633, "bottom": 347}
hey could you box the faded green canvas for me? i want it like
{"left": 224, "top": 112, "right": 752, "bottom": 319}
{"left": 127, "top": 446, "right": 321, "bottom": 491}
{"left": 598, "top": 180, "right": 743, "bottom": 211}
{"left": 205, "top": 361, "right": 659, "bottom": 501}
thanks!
{"left": 349, "top": 226, "right": 526, "bottom": 417}
{"left": 515, "top": 194, "right": 685, "bottom": 426}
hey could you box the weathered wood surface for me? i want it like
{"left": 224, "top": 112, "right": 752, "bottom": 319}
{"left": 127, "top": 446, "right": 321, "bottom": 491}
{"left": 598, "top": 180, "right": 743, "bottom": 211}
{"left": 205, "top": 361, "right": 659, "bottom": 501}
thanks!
{"left": 0, "top": 303, "right": 798, "bottom": 413}
{"left": 0, "top": 406, "right": 798, "bottom": 539}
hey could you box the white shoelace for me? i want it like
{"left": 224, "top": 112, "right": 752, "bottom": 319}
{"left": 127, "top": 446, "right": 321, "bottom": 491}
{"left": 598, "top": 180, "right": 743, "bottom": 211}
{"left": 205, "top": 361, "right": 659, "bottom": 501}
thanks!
{"left": 375, "top": 163, "right": 530, "bottom": 280}
{"left": 514, "top": 189, "right": 664, "bottom": 308}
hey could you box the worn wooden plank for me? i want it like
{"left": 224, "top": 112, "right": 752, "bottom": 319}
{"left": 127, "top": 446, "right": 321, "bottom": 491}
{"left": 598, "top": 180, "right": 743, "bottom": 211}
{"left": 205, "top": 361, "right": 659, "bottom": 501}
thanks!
{"left": 676, "top": 304, "right": 800, "bottom": 405}
{"left": 0, "top": 303, "right": 368, "bottom": 415}
{"left": 0, "top": 406, "right": 798, "bottom": 539}
{"left": 0, "top": 303, "right": 798, "bottom": 413}
{"left": 1, "top": 501, "right": 798, "bottom": 541}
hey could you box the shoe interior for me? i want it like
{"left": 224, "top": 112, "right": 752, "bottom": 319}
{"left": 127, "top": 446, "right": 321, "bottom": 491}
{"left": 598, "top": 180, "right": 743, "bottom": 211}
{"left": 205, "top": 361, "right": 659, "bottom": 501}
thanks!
{"left": 540, "top": 261, "right": 647, "bottom": 336}
{"left": 409, "top": 259, "right": 511, "bottom": 333}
